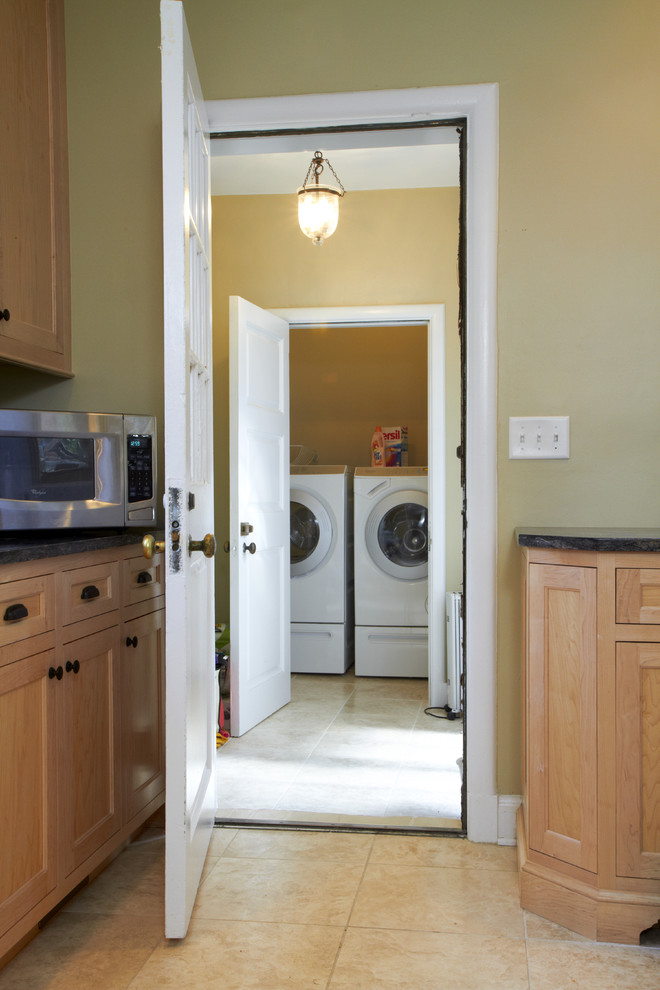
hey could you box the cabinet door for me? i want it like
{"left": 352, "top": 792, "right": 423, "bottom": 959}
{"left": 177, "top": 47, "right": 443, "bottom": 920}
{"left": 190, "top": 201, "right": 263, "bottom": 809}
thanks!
{"left": 527, "top": 563, "right": 598, "bottom": 872}
{"left": 616, "top": 643, "right": 660, "bottom": 879}
{"left": 121, "top": 609, "right": 165, "bottom": 823}
{"left": 0, "top": 0, "right": 71, "bottom": 375}
{"left": 0, "top": 650, "right": 58, "bottom": 938}
{"left": 59, "top": 627, "right": 121, "bottom": 876}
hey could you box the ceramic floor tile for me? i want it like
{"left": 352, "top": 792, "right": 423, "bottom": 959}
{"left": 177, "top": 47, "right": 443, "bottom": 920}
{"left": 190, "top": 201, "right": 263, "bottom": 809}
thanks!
{"left": 328, "top": 927, "right": 529, "bottom": 990}
{"left": 276, "top": 781, "right": 392, "bottom": 815}
{"left": 126, "top": 918, "right": 343, "bottom": 990}
{"left": 0, "top": 912, "right": 164, "bottom": 990}
{"left": 221, "top": 826, "right": 374, "bottom": 862}
{"left": 370, "top": 834, "right": 518, "bottom": 871}
{"left": 207, "top": 826, "right": 239, "bottom": 856}
{"left": 192, "top": 855, "right": 364, "bottom": 926}
{"left": 62, "top": 844, "right": 164, "bottom": 919}
{"left": 526, "top": 939, "right": 660, "bottom": 989}
{"left": 350, "top": 863, "right": 525, "bottom": 937}
{"left": 524, "top": 910, "right": 592, "bottom": 942}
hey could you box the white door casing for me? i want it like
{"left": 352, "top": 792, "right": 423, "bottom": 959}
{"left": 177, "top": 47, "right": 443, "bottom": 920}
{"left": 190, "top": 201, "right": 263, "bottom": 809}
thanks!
{"left": 229, "top": 296, "right": 291, "bottom": 736}
{"left": 273, "top": 304, "right": 446, "bottom": 710}
{"left": 161, "top": 0, "right": 216, "bottom": 937}
{"left": 209, "top": 87, "right": 499, "bottom": 843}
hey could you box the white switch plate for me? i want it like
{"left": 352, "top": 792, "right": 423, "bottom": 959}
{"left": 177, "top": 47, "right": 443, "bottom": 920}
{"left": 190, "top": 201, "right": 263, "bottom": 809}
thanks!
{"left": 509, "top": 416, "right": 570, "bottom": 459}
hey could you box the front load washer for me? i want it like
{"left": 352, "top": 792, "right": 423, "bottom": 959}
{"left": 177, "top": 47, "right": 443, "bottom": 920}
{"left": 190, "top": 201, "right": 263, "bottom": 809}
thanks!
{"left": 354, "top": 466, "right": 428, "bottom": 677}
{"left": 290, "top": 465, "right": 353, "bottom": 673}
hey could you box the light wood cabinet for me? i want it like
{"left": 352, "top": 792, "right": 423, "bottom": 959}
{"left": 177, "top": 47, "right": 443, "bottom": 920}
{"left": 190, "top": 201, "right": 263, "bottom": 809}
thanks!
{"left": 519, "top": 547, "right": 660, "bottom": 944}
{"left": 0, "top": 0, "right": 72, "bottom": 375}
{"left": 0, "top": 543, "right": 164, "bottom": 962}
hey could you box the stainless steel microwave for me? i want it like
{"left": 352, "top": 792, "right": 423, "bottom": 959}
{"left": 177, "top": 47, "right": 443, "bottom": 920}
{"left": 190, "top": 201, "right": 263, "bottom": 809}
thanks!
{"left": 0, "top": 409, "right": 157, "bottom": 530}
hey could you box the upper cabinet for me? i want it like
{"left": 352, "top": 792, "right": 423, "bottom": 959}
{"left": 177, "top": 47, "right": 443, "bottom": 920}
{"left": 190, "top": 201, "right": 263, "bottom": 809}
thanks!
{"left": 0, "top": 0, "right": 72, "bottom": 376}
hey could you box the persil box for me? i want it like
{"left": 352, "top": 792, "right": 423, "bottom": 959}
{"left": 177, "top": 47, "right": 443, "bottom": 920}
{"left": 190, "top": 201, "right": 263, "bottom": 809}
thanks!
{"left": 382, "top": 426, "right": 408, "bottom": 466}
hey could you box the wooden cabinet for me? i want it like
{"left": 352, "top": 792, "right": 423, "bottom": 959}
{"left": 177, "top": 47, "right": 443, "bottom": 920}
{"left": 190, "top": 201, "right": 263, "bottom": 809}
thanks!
{"left": 519, "top": 547, "right": 660, "bottom": 944}
{"left": 0, "top": 0, "right": 72, "bottom": 375}
{"left": 0, "top": 543, "right": 164, "bottom": 962}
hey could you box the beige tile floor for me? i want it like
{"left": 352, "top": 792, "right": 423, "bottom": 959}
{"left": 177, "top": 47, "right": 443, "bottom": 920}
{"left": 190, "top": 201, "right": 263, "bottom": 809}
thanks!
{"left": 2, "top": 823, "right": 658, "bottom": 989}
{"left": 216, "top": 669, "right": 464, "bottom": 828}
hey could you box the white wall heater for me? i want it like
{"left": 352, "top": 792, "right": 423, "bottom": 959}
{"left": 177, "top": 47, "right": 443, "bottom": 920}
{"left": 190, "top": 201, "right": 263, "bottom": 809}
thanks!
{"left": 446, "top": 591, "right": 464, "bottom": 713}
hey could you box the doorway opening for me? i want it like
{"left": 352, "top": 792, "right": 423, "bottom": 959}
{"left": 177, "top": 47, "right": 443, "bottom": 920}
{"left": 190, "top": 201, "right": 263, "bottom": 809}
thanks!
{"left": 207, "top": 84, "right": 498, "bottom": 842}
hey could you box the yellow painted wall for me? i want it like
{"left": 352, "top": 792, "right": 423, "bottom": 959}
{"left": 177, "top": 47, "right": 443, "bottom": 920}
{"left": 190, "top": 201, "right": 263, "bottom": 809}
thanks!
{"left": 1, "top": 0, "right": 657, "bottom": 797}
{"left": 212, "top": 188, "right": 462, "bottom": 607}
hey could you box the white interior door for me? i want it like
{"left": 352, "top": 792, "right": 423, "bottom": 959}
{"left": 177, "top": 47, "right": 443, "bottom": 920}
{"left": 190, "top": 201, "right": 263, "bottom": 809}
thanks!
{"left": 160, "top": 0, "right": 216, "bottom": 938}
{"left": 229, "top": 296, "right": 291, "bottom": 736}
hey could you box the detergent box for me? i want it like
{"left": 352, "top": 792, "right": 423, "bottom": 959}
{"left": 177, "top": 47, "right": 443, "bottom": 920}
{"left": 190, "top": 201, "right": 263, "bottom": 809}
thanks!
{"left": 382, "top": 426, "right": 408, "bottom": 466}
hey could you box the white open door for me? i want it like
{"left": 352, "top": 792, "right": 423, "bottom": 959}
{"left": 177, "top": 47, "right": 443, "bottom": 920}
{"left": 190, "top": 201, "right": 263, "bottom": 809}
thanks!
{"left": 160, "top": 0, "right": 216, "bottom": 938}
{"left": 229, "top": 297, "right": 291, "bottom": 736}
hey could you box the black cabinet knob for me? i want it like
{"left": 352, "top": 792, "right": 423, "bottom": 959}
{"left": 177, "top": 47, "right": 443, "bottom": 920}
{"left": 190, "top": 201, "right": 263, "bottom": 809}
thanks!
{"left": 48, "top": 666, "right": 63, "bottom": 680}
{"left": 136, "top": 571, "right": 152, "bottom": 584}
{"left": 66, "top": 659, "right": 80, "bottom": 674}
{"left": 0, "top": 309, "right": 9, "bottom": 322}
{"left": 125, "top": 635, "right": 138, "bottom": 648}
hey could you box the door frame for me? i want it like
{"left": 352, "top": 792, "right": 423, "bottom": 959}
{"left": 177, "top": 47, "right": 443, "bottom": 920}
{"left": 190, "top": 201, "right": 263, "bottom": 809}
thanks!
{"left": 207, "top": 85, "right": 499, "bottom": 843}
{"left": 274, "top": 304, "right": 447, "bottom": 714}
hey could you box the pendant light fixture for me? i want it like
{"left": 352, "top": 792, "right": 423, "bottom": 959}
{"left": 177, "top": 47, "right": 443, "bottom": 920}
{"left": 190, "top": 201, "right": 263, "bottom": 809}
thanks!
{"left": 297, "top": 150, "right": 345, "bottom": 246}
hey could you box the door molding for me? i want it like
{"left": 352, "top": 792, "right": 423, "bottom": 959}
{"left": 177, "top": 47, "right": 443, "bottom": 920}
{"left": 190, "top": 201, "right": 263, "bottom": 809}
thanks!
{"left": 208, "top": 85, "right": 499, "bottom": 842}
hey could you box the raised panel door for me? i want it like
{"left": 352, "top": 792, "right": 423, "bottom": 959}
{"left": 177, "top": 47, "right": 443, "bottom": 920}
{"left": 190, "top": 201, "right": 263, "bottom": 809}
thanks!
{"left": 59, "top": 627, "right": 121, "bottom": 876}
{"left": 616, "top": 642, "right": 660, "bottom": 879}
{"left": 0, "top": 650, "right": 58, "bottom": 939}
{"left": 527, "top": 562, "right": 598, "bottom": 873}
{"left": 122, "top": 608, "right": 165, "bottom": 823}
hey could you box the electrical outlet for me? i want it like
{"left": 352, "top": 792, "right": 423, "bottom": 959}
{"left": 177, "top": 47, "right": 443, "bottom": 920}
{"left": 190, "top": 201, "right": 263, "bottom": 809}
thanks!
{"left": 509, "top": 416, "right": 570, "bottom": 459}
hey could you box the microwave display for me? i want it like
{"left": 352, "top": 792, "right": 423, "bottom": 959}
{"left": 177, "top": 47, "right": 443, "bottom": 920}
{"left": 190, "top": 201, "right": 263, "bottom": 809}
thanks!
{"left": 0, "top": 436, "right": 96, "bottom": 501}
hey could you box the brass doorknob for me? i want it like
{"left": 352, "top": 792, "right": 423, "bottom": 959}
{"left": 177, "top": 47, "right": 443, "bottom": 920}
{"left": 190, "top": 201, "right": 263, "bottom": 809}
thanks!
{"left": 189, "top": 533, "right": 216, "bottom": 558}
{"left": 142, "top": 534, "right": 165, "bottom": 559}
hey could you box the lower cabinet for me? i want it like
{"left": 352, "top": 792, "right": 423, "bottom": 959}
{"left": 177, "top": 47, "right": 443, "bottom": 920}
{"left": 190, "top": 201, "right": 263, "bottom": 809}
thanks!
{"left": 0, "top": 544, "right": 165, "bottom": 963}
{"left": 519, "top": 546, "right": 660, "bottom": 944}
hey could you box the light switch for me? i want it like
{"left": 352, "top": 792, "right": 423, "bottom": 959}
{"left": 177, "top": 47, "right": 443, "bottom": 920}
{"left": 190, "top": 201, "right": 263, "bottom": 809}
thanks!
{"left": 509, "top": 416, "right": 570, "bottom": 459}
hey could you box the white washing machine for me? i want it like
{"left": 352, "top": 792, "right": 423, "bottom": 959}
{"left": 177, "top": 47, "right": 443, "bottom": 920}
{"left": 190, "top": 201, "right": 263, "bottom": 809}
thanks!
{"left": 290, "top": 465, "right": 353, "bottom": 673}
{"left": 354, "top": 466, "right": 428, "bottom": 677}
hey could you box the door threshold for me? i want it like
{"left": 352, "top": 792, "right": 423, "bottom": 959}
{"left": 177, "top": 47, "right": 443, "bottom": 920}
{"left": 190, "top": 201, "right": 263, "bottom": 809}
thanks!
{"left": 214, "top": 816, "right": 466, "bottom": 838}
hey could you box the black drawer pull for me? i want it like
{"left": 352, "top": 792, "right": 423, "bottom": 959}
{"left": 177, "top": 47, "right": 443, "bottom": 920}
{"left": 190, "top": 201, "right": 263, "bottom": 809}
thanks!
{"left": 0, "top": 309, "right": 9, "bottom": 322}
{"left": 126, "top": 635, "right": 138, "bottom": 648}
{"left": 80, "top": 585, "right": 100, "bottom": 600}
{"left": 66, "top": 659, "right": 80, "bottom": 674}
{"left": 48, "top": 666, "right": 63, "bottom": 680}
{"left": 4, "top": 603, "right": 28, "bottom": 622}
{"left": 137, "top": 571, "right": 152, "bottom": 584}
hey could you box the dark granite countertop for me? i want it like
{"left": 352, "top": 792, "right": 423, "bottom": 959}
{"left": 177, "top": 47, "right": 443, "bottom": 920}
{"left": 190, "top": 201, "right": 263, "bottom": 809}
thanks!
{"left": 0, "top": 529, "right": 157, "bottom": 565}
{"left": 516, "top": 527, "right": 660, "bottom": 552}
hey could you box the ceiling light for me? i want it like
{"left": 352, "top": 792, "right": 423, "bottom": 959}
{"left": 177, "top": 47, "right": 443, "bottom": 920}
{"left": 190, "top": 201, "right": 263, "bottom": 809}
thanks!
{"left": 297, "top": 151, "right": 345, "bottom": 246}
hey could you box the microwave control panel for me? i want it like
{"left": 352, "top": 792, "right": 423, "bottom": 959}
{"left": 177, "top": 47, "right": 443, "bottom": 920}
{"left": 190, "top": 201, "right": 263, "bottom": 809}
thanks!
{"left": 126, "top": 434, "right": 153, "bottom": 503}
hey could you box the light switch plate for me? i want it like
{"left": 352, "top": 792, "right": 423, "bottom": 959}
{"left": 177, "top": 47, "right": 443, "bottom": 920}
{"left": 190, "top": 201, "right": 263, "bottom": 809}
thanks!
{"left": 509, "top": 416, "right": 570, "bottom": 459}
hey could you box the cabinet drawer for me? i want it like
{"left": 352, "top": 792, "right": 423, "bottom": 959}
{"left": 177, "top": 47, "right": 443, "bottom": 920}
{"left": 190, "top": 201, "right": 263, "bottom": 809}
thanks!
{"left": 60, "top": 561, "right": 120, "bottom": 626}
{"left": 616, "top": 569, "right": 660, "bottom": 624}
{"left": 0, "top": 573, "right": 55, "bottom": 648}
{"left": 122, "top": 554, "right": 164, "bottom": 607}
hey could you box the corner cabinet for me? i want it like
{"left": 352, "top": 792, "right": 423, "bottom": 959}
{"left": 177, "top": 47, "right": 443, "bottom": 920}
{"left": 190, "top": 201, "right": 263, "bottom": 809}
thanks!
{"left": 519, "top": 546, "right": 660, "bottom": 944}
{"left": 0, "top": 543, "right": 164, "bottom": 962}
{"left": 0, "top": 0, "right": 72, "bottom": 375}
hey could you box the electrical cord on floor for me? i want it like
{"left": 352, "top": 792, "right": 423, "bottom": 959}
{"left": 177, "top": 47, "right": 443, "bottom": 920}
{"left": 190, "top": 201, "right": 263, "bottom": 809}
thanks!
{"left": 424, "top": 705, "right": 462, "bottom": 721}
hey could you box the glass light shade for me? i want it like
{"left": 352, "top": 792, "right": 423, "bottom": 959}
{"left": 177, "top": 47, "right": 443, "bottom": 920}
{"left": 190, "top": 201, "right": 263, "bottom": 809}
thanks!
{"left": 297, "top": 185, "right": 341, "bottom": 246}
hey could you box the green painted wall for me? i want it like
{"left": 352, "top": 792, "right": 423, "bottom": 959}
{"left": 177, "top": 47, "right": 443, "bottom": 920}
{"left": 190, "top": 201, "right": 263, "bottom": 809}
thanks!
{"left": 2, "top": 0, "right": 658, "bottom": 796}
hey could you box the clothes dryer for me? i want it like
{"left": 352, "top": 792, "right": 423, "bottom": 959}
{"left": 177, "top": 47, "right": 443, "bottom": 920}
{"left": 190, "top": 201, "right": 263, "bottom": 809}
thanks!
{"left": 290, "top": 465, "right": 353, "bottom": 673}
{"left": 353, "top": 466, "right": 428, "bottom": 677}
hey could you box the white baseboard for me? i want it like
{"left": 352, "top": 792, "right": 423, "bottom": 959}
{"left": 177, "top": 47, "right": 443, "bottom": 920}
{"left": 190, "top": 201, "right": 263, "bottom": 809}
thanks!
{"left": 497, "top": 795, "right": 522, "bottom": 846}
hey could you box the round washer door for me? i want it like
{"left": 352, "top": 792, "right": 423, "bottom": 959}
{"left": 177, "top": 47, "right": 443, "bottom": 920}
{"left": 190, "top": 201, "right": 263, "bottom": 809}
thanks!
{"left": 290, "top": 488, "right": 334, "bottom": 577}
{"left": 365, "top": 490, "right": 428, "bottom": 580}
